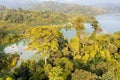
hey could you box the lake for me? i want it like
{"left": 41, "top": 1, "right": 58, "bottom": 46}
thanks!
{"left": 61, "top": 13, "right": 120, "bottom": 40}
{"left": 3, "top": 13, "right": 120, "bottom": 65}
{"left": 96, "top": 13, "right": 120, "bottom": 33}
{"left": 4, "top": 40, "right": 39, "bottom": 66}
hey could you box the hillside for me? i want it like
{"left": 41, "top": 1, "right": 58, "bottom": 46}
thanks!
{"left": 0, "top": 1, "right": 120, "bottom": 80}
{"left": 0, "top": 0, "right": 39, "bottom": 9}
{"left": 0, "top": 5, "right": 7, "bottom": 11}
{"left": 0, "top": 5, "right": 7, "bottom": 19}
{"left": 0, "top": 9, "right": 68, "bottom": 25}
{"left": 27, "top": 1, "right": 106, "bottom": 17}
{"left": 94, "top": 3, "right": 120, "bottom": 13}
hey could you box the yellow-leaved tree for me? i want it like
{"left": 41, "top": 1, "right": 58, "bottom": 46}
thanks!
{"left": 27, "top": 26, "right": 63, "bottom": 64}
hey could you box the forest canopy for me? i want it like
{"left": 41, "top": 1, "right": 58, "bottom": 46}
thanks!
{"left": 0, "top": 1, "right": 120, "bottom": 80}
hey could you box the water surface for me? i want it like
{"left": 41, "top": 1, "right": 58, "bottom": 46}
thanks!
{"left": 96, "top": 13, "right": 120, "bottom": 33}
{"left": 4, "top": 40, "right": 37, "bottom": 65}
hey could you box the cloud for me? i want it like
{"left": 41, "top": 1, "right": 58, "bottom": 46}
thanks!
{"left": 38, "top": 0, "right": 120, "bottom": 5}
{"left": 39, "top": 0, "right": 74, "bottom": 2}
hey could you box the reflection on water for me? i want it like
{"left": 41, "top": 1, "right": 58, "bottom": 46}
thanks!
{"left": 4, "top": 40, "right": 37, "bottom": 65}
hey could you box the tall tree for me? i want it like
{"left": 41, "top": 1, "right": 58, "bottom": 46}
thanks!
{"left": 27, "top": 26, "right": 63, "bottom": 64}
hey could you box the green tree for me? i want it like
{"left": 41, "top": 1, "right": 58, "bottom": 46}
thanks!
{"left": 49, "top": 66, "right": 64, "bottom": 80}
{"left": 68, "top": 36, "right": 79, "bottom": 56}
{"left": 91, "top": 19, "right": 102, "bottom": 38}
{"left": 72, "top": 69, "right": 97, "bottom": 80}
{"left": 73, "top": 17, "right": 86, "bottom": 38}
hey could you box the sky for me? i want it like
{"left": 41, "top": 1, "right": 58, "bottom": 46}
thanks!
{"left": 1, "top": 0, "right": 120, "bottom": 5}
{"left": 38, "top": 0, "right": 120, "bottom": 5}
{"left": 0, "top": 0, "right": 120, "bottom": 8}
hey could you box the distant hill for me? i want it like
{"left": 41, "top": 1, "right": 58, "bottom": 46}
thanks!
{"left": 0, "top": 9, "right": 68, "bottom": 25}
{"left": 0, "top": 0, "right": 39, "bottom": 9}
{"left": 26, "top": 1, "right": 106, "bottom": 17}
{"left": 0, "top": 5, "right": 7, "bottom": 19}
{"left": 0, "top": 1, "right": 106, "bottom": 17}
{"left": 0, "top": 5, "right": 7, "bottom": 11}
{"left": 94, "top": 3, "right": 120, "bottom": 13}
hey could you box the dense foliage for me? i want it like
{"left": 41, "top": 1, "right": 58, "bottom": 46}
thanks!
{"left": 1, "top": 21, "right": 120, "bottom": 80}
{"left": 0, "top": 9, "right": 68, "bottom": 25}
{"left": 0, "top": 4, "right": 120, "bottom": 80}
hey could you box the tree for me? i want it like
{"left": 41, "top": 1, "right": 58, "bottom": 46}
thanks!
{"left": 6, "top": 76, "right": 14, "bottom": 80}
{"left": 68, "top": 36, "right": 79, "bottom": 56}
{"left": 30, "top": 66, "right": 46, "bottom": 80}
{"left": 73, "top": 17, "right": 86, "bottom": 38}
{"left": 72, "top": 17, "right": 86, "bottom": 54}
{"left": 48, "top": 66, "right": 64, "bottom": 80}
{"left": 11, "top": 62, "right": 32, "bottom": 80}
{"left": 91, "top": 18, "right": 102, "bottom": 38}
{"left": 27, "top": 26, "right": 63, "bottom": 64}
{"left": 72, "top": 69, "right": 97, "bottom": 80}
{"left": 54, "top": 57, "right": 73, "bottom": 79}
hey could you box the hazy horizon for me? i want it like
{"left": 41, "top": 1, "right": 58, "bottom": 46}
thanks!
{"left": 0, "top": 0, "right": 120, "bottom": 9}
{"left": 40, "top": 0, "right": 120, "bottom": 5}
